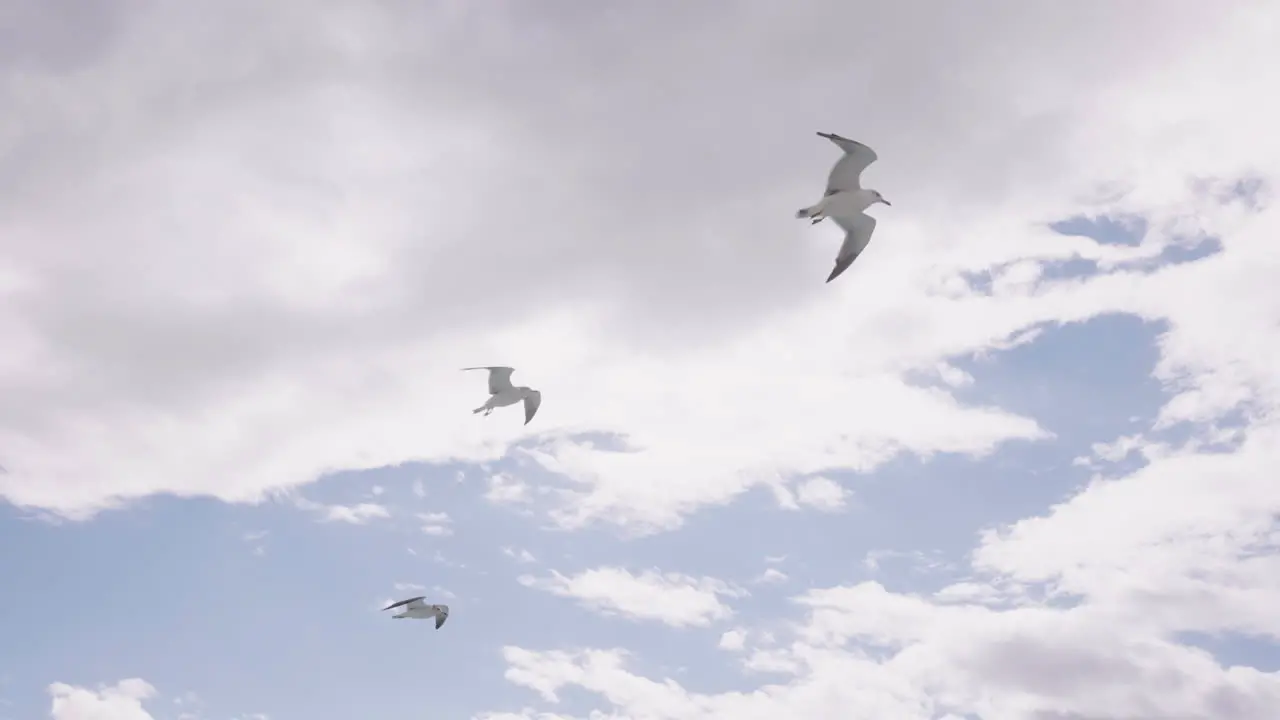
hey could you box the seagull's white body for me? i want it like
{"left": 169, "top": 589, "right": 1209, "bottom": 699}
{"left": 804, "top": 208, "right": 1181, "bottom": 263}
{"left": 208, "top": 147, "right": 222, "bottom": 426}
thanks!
{"left": 463, "top": 366, "right": 542, "bottom": 425}
{"left": 382, "top": 596, "right": 450, "bottom": 629}
{"left": 796, "top": 132, "right": 891, "bottom": 284}
{"left": 804, "top": 187, "right": 881, "bottom": 222}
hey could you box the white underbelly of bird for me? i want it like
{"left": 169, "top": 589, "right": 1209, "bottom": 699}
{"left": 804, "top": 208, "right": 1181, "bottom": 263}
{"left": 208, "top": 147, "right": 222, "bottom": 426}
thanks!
{"left": 396, "top": 607, "right": 437, "bottom": 619}
{"left": 800, "top": 190, "right": 877, "bottom": 224}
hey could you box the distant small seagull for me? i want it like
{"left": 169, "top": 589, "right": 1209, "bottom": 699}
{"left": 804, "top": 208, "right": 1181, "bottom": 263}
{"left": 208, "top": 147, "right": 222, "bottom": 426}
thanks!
{"left": 463, "top": 366, "right": 542, "bottom": 425}
{"left": 382, "top": 596, "right": 450, "bottom": 629}
{"left": 796, "top": 132, "right": 892, "bottom": 284}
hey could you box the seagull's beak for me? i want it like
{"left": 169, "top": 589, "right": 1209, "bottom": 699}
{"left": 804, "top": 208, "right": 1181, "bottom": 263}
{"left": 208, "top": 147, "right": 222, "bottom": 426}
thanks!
{"left": 880, "top": 198, "right": 892, "bottom": 206}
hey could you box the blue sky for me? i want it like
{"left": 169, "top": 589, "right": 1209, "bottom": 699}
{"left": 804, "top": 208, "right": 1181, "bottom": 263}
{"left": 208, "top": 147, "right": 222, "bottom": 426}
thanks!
{"left": 4, "top": 3, "right": 1280, "bottom": 719}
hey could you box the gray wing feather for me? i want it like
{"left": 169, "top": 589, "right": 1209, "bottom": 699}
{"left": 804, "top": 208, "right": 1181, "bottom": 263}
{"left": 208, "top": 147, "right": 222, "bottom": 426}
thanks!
{"left": 818, "top": 132, "right": 878, "bottom": 193}
{"left": 383, "top": 595, "right": 426, "bottom": 611}
{"left": 826, "top": 214, "right": 877, "bottom": 284}
{"left": 523, "top": 390, "right": 542, "bottom": 425}
{"left": 462, "top": 366, "right": 516, "bottom": 395}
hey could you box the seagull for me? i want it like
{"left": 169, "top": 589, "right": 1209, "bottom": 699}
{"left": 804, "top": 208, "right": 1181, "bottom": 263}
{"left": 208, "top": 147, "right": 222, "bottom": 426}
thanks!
{"left": 795, "top": 132, "right": 892, "bottom": 284}
{"left": 382, "top": 596, "right": 450, "bottom": 629}
{"left": 463, "top": 366, "right": 542, "bottom": 425}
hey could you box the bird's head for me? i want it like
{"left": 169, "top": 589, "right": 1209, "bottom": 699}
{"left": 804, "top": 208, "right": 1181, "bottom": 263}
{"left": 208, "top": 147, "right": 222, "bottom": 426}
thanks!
{"left": 871, "top": 190, "right": 891, "bottom": 206}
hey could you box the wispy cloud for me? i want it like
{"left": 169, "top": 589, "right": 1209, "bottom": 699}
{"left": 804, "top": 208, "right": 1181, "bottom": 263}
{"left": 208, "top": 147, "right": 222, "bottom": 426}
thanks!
{"left": 289, "top": 496, "right": 392, "bottom": 525}
{"left": 519, "top": 567, "right": 746, "bottom": 628}
{"left": 752, "top": 568, "right": 788, "bottom": 585}
{"left": 417, "top": 511, "right": 453, "bottom": 536}
{"left": 773, "top": 476, "right": 851, "bottom": 513}
{"left": 485, "top": 474, "right": 530, "bottom": 504}
{"left": 241, "top": 530, "right": 268, "bottom": 556}
{"left": 320, "top": 503, "right": 390, "bottom": 525}
{"left": 503, "top": 547, "right": 538, "bottom": 564}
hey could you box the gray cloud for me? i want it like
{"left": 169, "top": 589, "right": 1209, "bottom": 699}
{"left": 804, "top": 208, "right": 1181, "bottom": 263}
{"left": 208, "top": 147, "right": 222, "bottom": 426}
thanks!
{"left": 0, "top": 0, "right": 124, "bottom": 74}
{"left": 0, "top": 0, "right": 1247, "bottom": 508}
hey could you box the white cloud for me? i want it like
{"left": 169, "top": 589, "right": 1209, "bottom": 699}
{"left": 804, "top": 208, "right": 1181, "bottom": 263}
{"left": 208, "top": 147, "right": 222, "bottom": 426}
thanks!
{"left": 973, "top": 424, "right": 1280, "bottom": 639}
{"left": 1095, "top": 433, "right": 1144, "bottom": 460}
{"left": 241, "top": 529, "right": 268, "bottom": 554}
{"left": 861, "top": 549, "right": 950, "bottom": 576}
{"left": 753, "top": 568, "right": 788, "bottom": 585}
{"left": 486, "top": 414, "right": 1280, "bottom": 718}
{"left": 792, "top": 476, "right": 850, "bottom": 512}
{"left": 519, "top": 567, "right": 745, "bottom": 628}
{"left": 411, "top": 479, "right": 426, "bottom": 498}
{"left": 503, "top": 546, "right": 538, "bottom": 564}
{"left": 933, "top": 362, "right": 975, "bottom": 389}
{"left": 0, "top": 0, "right": 1276, "bottom": 554}
{"left": 21, "top": 0, "right": 1248, "bottom": 530}
{"left": 318, "top": 503, "right": 389, "bottom": 525}
{"left": 428, "top": 550, "right": 465, "bottom": 569}
{"left": 494, "top": 578, "right": 1280, "bottom": 719}
{"left": 473, "top": 712, "right": 580, "bottom": 720}
{"left": 9, "top": 0, "right": 1269, "bottom": 543}
{"left": 485, "top": 474, "right": 531, "bottom": 505}
{"left": 417, "top": 511, "right": 453, "bottom": 536}
{"left": 717, "top": 629, "right": 747, "bottom": 652}
{"left": 49, "top": 679, "right": 157, "bottom": 720}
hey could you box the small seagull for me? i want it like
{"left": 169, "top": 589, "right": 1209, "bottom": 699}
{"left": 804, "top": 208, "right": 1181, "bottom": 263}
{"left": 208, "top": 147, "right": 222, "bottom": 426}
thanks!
{"left": 382, "top": 596, "right": 450, "bottom": 629}
{"left": 795, "top": 132, "right": 892, "bottom": 284}
{"left": 463, "top": 366, "right": 542, "bottom": 425}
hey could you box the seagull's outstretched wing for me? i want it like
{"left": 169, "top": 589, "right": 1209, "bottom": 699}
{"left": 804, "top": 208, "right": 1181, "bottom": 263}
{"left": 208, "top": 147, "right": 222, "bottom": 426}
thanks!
{"left": 463, "top": 366, "right": 516, "bottom": 395}
{"left": 523, "top": 390, "right": 542, "bottom": 425}
{"left": 818, "top": 132, "right": 878, "bottom": 195}
{"left": 433, "top": 604, "right": 450, "bottom": 629}
{"left": 383, "top": 596, "right": 426, "bottom": 612}
{"left": 826, "top": 213, "right": 878, "bottom": 284}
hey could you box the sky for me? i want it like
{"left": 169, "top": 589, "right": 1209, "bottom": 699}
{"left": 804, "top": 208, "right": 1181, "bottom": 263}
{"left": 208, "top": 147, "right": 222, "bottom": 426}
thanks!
{"left": 2, "top": 1, "right": 1280, "bottom": 718}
